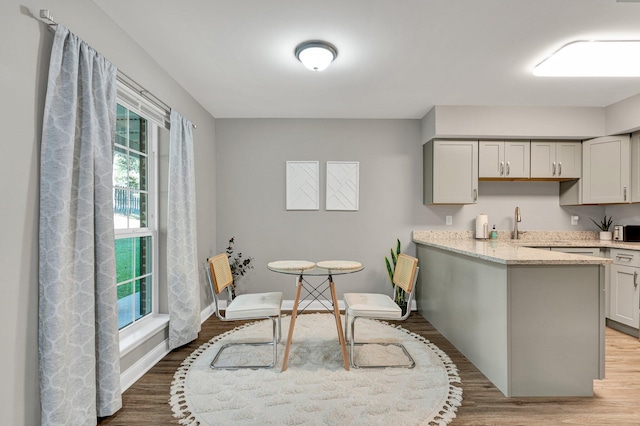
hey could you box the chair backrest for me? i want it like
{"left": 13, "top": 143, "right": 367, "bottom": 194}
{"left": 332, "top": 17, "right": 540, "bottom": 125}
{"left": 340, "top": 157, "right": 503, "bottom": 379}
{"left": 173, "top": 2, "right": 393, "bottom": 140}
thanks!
{"left": 208, "top": 253, "right": 234, "bottom": 295}
{"left": 393, "top": 253, "right": 418, "bottom": 294}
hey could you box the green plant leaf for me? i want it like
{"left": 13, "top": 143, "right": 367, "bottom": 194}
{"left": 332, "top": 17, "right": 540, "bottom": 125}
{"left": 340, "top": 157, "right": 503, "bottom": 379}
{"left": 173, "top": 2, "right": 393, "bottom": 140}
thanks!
{"left": 590, "top": 215, "right": 614, "bottom": 231}
{"left": 385, "top": 257, "right": 394, "bottom": 285}
{"left": 390, "top": 249, "right": 397, "bottom": 267}
{"left": 395, "top": 239, "right": 401, "bottom": 256}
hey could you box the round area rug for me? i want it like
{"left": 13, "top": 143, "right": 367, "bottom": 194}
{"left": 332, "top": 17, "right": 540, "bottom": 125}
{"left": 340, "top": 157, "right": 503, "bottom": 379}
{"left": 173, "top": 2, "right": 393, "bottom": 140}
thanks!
{"left": 170, "top": 313, "right": 462, "bottom": 425}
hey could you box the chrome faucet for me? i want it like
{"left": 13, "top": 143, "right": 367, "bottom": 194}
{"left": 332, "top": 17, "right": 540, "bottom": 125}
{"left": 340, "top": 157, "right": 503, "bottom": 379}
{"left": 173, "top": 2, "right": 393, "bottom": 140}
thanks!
{"left": 513, "top": 206, "right": 522, "bottom": 239}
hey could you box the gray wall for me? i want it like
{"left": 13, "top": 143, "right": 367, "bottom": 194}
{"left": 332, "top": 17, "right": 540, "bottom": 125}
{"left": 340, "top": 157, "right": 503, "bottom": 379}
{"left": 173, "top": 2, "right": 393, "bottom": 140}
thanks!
{"left": 429, "top": 181, "right": 605, "bottom": 233}
{"left": 215, "top": 119, "right": 608, "bottom": 301}
{"left": 216, "top": 119, "right": 423, "bottom": 297}
{"left": 605, "top": 204, "right": 640, "bottom": 226}
{"left": 0, "top": 1, "right": 216, "bottom": 424}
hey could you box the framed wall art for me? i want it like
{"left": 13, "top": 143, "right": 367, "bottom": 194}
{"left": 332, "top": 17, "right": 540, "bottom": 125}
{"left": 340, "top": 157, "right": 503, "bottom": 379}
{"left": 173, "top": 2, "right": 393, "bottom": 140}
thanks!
{"left": 286, "top": 161, "right": 319, "bottom": 210}
{"left": 326, "top": 161, "right": 359, "bottom": 211}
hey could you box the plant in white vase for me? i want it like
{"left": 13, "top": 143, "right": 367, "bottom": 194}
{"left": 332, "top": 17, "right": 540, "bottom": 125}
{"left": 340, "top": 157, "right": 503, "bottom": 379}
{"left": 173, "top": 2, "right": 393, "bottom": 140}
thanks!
{"left": 590, "top": 215, "right": 613, "bottom": 240}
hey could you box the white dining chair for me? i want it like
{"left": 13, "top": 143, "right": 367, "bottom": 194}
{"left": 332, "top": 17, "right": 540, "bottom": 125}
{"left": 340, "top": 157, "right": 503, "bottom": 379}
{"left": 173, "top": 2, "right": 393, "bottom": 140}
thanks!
{"left": 343, "top": 253, "right": 418, "bottom": 368}
{"left": 206, "top": 253, "right": 283, "bottom": 369}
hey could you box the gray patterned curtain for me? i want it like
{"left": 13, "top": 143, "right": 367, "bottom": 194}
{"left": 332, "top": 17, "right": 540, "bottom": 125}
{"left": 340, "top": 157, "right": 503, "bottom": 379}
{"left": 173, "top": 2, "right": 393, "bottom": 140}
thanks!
{"left": 39, "top": 25, "right": 122, "bottom": 424}
{"left": 167, "top": 110, "right": 201, "bottom": 349}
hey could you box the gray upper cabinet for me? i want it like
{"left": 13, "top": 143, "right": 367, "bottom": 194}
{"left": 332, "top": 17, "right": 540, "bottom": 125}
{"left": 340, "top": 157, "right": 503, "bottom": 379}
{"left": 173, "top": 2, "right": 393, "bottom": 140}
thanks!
{"left": 531, "top": 141, "right": 581, "bottom": 179}
{"left": 479, "top": 140, "right": 530, "bottom": 179}
{"left": 632, "top": 132, "right": 640, "bottom": 203}
{"left": 582, "top": 135, "right": 631, "bottom": 204}
{"left": 424, "top": 140, "right": 478, "bottom": 205}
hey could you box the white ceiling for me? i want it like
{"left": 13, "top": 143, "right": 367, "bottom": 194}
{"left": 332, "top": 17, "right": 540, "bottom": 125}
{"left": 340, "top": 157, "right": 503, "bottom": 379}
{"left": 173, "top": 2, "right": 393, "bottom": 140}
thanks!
{"left": 92, "top": 0, "right": 640, "bottom": 119}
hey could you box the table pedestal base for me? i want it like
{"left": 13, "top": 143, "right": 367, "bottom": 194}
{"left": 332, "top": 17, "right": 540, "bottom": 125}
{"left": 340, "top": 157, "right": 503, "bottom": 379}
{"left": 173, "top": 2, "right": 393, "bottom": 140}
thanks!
{"left": 281, "top": 274, "right": 350, "bottom": 372}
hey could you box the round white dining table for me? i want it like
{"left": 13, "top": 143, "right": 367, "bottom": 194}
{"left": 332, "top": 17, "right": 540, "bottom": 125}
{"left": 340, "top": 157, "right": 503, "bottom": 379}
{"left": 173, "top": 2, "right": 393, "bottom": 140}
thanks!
{"left": 267, "top": 260, "right": 364, "bottom": 371}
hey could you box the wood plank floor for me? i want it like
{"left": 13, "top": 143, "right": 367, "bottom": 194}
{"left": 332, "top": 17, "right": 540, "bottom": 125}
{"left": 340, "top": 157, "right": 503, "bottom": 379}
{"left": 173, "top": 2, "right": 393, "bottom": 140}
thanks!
{"left": 98, "top": 312, "right": 640, "bottom": 425}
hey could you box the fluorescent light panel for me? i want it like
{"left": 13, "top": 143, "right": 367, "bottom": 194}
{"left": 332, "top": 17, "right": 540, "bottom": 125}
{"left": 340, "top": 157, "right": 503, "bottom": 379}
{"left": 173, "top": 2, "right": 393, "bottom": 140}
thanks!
{"left": 534, "top": 40, "right": 640, "bottom": 77}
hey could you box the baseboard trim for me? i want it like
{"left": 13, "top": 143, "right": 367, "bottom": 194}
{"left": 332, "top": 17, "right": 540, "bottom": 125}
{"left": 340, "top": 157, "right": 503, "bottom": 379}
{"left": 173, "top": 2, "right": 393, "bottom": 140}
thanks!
{"left": 201, "top": 302, "right": 216, "bottom": 323}
{"left": 121, "top": 305, "right": 219, "bottom": 392}
{"left": 606, "top": 318, "right": 639, "bottom": 338}
{"left": 120, "top": 338, "right": 170, "bottom": 392}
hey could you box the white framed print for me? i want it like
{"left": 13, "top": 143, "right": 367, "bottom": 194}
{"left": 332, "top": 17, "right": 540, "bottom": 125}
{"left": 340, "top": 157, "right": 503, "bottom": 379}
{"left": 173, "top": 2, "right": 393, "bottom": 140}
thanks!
{"left": 326, "top": 161, "right": 359, "bottom": 211}
{"left": 286, "top": 161, "right": 319, "bottom": 210}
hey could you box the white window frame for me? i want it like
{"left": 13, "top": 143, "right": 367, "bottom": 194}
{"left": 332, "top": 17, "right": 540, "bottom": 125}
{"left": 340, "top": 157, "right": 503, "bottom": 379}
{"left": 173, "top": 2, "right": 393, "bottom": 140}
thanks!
{"left": 115, "top": 82, "right": 165, "bottom": 353}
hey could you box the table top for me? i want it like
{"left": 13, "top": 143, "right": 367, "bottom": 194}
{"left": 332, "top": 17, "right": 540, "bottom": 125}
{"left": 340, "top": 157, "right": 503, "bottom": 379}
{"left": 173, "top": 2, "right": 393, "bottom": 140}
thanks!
{"left": 267, "top": 260, "right": 363, "bottom": 276}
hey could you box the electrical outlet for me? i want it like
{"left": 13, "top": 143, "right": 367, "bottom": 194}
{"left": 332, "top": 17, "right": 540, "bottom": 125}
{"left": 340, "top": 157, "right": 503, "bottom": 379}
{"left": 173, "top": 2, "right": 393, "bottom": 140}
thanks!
{"left": 446, "top": 215, "right": 453, "bottom": 226}
{"left": 571, "top": 215, "right": 579, "bottom": 226}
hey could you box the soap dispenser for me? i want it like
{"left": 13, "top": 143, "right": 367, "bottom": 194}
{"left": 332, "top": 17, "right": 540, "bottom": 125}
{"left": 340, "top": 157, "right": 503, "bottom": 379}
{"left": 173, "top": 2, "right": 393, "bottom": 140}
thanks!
{"left": 490, "top": 225, "right": 498, "bottom": 240}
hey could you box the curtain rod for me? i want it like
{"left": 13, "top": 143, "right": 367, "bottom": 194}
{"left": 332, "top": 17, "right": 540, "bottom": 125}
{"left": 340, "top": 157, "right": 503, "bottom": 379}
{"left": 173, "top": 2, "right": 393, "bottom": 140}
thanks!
{"left": 38, "top": 9, "right": 197, "bottom": 130}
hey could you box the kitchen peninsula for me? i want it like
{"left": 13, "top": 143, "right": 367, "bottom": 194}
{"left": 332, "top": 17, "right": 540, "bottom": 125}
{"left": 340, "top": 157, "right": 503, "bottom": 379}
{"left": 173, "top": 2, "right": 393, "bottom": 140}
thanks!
{"left": 413, "top": 230, "right": 612, "bottom": 397}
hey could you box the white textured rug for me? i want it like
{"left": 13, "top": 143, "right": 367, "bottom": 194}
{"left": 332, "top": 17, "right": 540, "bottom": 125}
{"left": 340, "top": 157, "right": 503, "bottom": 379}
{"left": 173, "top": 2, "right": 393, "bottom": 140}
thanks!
{"left": 170, "top": 313, "right": 462, "bottom": 425}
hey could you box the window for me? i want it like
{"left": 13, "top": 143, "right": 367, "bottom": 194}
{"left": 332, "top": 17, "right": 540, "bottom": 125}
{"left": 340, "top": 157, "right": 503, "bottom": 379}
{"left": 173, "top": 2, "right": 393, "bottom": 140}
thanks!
{"left": 114, "top": 94, "right": 159, "bottom": 332}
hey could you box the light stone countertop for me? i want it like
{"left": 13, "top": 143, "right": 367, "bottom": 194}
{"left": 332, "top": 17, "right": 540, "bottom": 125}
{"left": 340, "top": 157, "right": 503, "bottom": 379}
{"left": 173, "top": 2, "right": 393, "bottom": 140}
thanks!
{"left": 411, "top": 230, "right": 634, "bottom": 265}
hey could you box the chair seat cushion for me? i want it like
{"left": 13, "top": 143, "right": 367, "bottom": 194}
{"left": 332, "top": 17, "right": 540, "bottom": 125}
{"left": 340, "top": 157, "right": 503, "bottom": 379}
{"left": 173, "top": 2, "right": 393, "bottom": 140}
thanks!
{"left": 343, "top": 293, "right": 402, "bottom": 320}
{"left": 226, "top": 292, "right": 282, "bottom": 320}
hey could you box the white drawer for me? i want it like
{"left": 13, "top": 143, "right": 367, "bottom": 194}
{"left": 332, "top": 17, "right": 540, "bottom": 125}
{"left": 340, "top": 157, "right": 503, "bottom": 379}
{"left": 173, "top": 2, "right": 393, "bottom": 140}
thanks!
{"left": 551, "top": 247, "right": 601, "bottom": 257}
{"left": 610, "top": 249, "right": 640, "bottom": 268}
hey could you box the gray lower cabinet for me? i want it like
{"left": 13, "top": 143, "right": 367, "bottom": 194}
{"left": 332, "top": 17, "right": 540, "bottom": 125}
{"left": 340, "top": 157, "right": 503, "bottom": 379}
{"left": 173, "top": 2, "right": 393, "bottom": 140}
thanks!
{"left": 416, "top": 244, "right": 604, "bottom": 397}
{"left": 609, "top": 249, "right": 640, "bottom": 329}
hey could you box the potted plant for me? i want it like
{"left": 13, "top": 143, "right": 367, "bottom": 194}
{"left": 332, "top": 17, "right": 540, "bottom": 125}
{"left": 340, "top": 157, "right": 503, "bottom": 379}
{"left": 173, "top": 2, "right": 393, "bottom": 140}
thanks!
{"left": 225, "top": 237, "right": 254, "bottom": 299}
{"left": 590, "top": 215, "right": 613, "bottom": 241}
{"left": 385, "top": 238, "right": 408, "bottom": 315}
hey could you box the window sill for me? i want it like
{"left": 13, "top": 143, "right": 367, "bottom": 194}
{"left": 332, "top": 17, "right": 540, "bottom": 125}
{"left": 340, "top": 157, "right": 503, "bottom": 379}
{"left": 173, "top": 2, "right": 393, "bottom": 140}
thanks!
{"left": 119, "top": 314, "right": 169, "bottom": 357}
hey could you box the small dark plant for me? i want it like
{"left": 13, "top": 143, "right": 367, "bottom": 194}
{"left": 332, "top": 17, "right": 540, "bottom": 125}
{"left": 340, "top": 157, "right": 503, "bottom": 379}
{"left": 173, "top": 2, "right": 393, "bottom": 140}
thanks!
{"left": 225, "top": 237, "right": 254, "bottom": 299}
{"left": 385, "top": 238, "right": 405, "bottom": 306}
{"left": 590, "top": 215, "right": 613, "bottom": 232}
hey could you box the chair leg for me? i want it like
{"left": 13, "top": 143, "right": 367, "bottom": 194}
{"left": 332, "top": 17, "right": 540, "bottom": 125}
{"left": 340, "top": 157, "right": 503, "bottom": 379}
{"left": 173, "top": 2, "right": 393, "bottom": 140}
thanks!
{"left": 210, "top": 316, "right": 279, "bottom": 370}
{"left": 343, "top": 310, "right": 350, "bottom": 343}
{"left": 349, "top": 316, "right": 416, "bottom": 369}
{"left": 277, "top": 315, "right": 282, "bottom": 344}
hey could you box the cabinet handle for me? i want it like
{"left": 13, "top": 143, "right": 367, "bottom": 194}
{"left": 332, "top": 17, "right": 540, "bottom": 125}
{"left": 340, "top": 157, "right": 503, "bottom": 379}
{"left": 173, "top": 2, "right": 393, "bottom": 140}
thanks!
{"left": 473, "top": 188, "right": 478, "bottom": 202}
{"left": 634, "top": 271, "right": 638, "bottom": 288}
{"left": 615, "top": 255, "right": 633, "bottom": 263}
{"left": 552, "top": 162, "right": 556, "bottom": 176}
{"left": 500, "top": 161, "right": 504, "bottom": 176}
{"left": 506, "top": 161, "right": 510, "bottom": 176}
{"left": 558, "top": 162, "right": 562, "bottom": 176}
{"left": 624, "top": 186, "right": 627, "bottom": 201}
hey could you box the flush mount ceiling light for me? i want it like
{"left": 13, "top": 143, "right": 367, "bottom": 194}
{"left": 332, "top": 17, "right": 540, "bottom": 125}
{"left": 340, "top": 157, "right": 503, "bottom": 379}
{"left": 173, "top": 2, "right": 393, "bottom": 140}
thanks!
{"left": 533, "top": 40, "right": 640, "bottom": 77}
{"left": 295, "top": 40, "right": 338, "bottom": 72}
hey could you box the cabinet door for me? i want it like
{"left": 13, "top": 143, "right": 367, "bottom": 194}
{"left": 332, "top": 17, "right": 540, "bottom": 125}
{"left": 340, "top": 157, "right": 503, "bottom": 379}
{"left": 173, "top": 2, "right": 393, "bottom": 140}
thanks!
{"left": 479, "top": 141, "right": 504, "bottom": 178}
{"left": 555, "top": 141, "right": 581, "bottom": 179}
{"left": 530, "top": 141, "right": 556, "bottom": 178}
{"left": 582, "top": 135, "right": 631, "bottom": 204}
{"left": 479, "top": 141, "right": 530, "bottom": 178}
{"left": 609, "top": 264, "right": 639, "bottom": 328}
{"left": 504, "top": 140, "right": 530, "bottom": 178}
{"left": 632, "top": 132, "right": 640, "bottom": 203}
{"left": 428, "top": 140, "right": 478, "bottom": 204}
{"left": 531, "top": 141, "right": 581, "bottom": 179}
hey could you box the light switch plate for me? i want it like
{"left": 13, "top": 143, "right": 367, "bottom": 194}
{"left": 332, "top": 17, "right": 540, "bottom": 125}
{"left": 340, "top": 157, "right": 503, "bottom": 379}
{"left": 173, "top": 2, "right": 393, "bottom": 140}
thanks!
{"left": 446, "top": 215, "right": 453, "bottom": 225}
{"left": 571, "top": 215, "right": 579, "bottom": 225}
